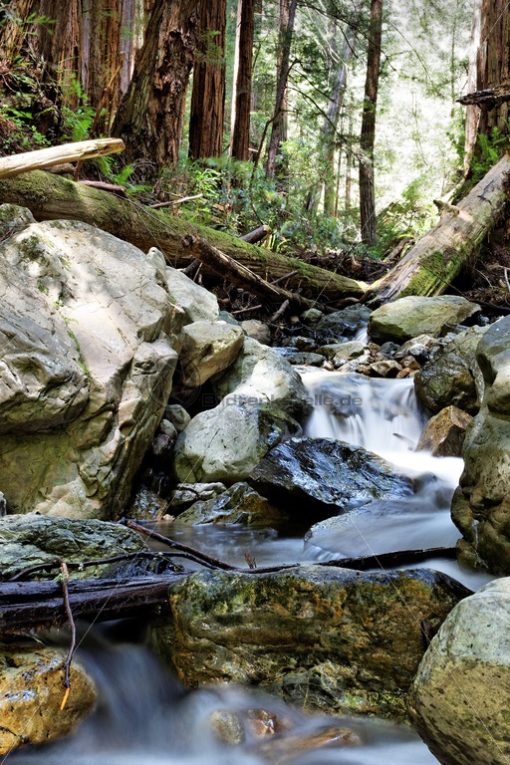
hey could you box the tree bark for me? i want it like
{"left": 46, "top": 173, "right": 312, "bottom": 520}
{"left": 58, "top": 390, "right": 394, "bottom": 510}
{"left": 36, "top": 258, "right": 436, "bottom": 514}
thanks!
{"left": 113, "top": 0, "right": 200, "bottom": 172}
{"left": 231, "top": 0, "right": 255, "bottom": 161}
{"left": 188, "top": 0, "right": 228, "bottom": 159}
{"left": 369, "top": 154, "right": 510, "bottom": 301}
{"left": 265, "top": 0, "right": 298, "bottom": 179}
{"left": 463, "top": 0, "right": 483, "bottom": 174}
{"left": 0, "top": 0, "right": 37, "bottom": 64}
{"left": 0, "top": 138, "right": 124, "bottom": 178}
{"left": 359, "top": 0, "right": 383, "bottom": 245}
{"left": 475, "top": 0, "right": 510, "bottom": 139}
{"left": 0, "top": 170, "right": 367, "bottom": 301}
{"left": 36, "top": 0, "right": 83, "bottom": 101}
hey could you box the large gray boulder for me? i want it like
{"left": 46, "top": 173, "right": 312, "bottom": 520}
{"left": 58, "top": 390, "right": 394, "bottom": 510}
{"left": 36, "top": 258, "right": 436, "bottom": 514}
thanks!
{"left": 173, "top": 400, "right": 299, "bottom": 483}
{"left": 409, "top": 578, "right": 510, "bottom": 765}
{"left": 213, "top": 337, "right": 311, "bottom": 420}
{"left": 452, "top": 317, "right": 510, "bottom": 572}
{"left": 152, "top": 566, "right": 467, "bottom": 720}
{"left": 0, "top": 211, "right": 182, "bottom": 519}
{"left": 415, "top": 325, "right": 487, "bottom": 414}
{"left": 163, "top": 254, "right": 219, "bottom": 322}
{"left": 369, "top": 296, "right": 480, "bottom": 342}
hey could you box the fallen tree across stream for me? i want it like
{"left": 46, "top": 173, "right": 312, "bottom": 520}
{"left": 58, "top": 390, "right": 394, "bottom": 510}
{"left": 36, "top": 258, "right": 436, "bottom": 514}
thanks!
{"left": 0, "top": 150, "right": 508, "bottom": 305}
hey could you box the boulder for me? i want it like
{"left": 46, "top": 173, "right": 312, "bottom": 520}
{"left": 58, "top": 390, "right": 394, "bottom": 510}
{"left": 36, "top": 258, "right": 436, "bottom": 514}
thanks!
{"left": 250, "top": 438, "right": 414, "bottom": 520}
{"left": 0, "top": 645, "right": 96, "bottom": 755}
{"left": 168, "top": 483, "right": 227, "bottom": 512}
{"left": 0, "top": 214, "right": 181, "bottom": 519}
{"left": 164, "top": 404, "right": 191, "bottom": 433}
{"left": 318, "top": 341, "right": 365, "bottom": 363}
{"left": 0, "top": 514, "right": 147, "bottom": 580}
{"left": 369, "top": 296, "right": 480, "bottom": 343}
{"left": 273, "top": 348, "right": 325, "bottom": 366}
{"left": 176, "top": 482, "right": 286, "bottom": 527}
{"left": 417, "top": 406, "right": 472, "bottom": 457}
{"left": 452, "top": 317, "right": 510, "bottom": 573}
{"left": 409, "top": 578, "right": 510, "bottom": 765}
{"left": 179, "top": 320, "right": 244, "bottom": 387}
{"left": 214, "top": 338, "right": 311, "bottom": 420}
{"left": 173, "top": 400, "right": 300, "bottom": 483}
{"left": 414, "top": 326, "right": 488, "bottom": 414}
{"left": 241, "top": 319, "right": 271, "bottom": 345}
{"left": 152, "top": 566, "right": 467, "bottom": 719}
{"left": 163, "top": 256, "right": 219, "bottom": 322}
{"left": 314, "top": 305, "right": 371, "bottom": 344}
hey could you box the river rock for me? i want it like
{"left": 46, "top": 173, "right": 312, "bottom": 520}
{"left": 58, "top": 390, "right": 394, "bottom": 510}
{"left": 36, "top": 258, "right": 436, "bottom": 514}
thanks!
{"left": 250, "top": 438, "right": 414, "bottom": 520}
{"left": 214, "top": 338, "right": 311, "bottom": 420}
{"left": 152, "top": 566, "right": 467, "bottom": 719}
{"left": 163, "top": 256, "right": 219, "bottom": 322}
{"left": 314, "top": 305, "right": 371, "bottom": 344}
{"left": 0, "top": 215, "right": 182, "bottom": 519}
{"left": 452, "top": 317, "right": 510, "bottom": 572}
{"left": 176, "top": 482, "right": 286, "bottom": 527}
{"left": 168, "top": 483, "right": 227, "bottom": 512}
{"left": 179, "top": 320, "right": 244, "bottom": 387}
{"left": 164, "top": 404, "right": 191, "bottom": 432}
{"left": 369, "top": 296, "right": 480, "bottom": 342}
{"left": 0, "top": 514, "right": 147, "bottom": 580}
{"left": 0, "top": 645, "right": 96, "bottom": 755}
{"left": 417, "top": 406, "right": 472, "bottom": 457}
{"left": 241, "top": 319, "right": 271, "bottom": 345}
{"left": 414, "top": 326, "right": 488, "bottom": 414}
{"left": 173, "top": 400, "right": 300, "bottom": 483}
{"left": 409, "top": 578, "right": 510, "bottom": 765}
{"left": 319, "top": 341, "right": 365, "bottom": 363}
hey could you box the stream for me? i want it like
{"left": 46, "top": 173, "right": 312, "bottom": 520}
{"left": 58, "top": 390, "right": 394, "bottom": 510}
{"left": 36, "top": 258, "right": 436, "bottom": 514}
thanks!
{"left": 8, "top": 368, "right": 493, "bottom": 765}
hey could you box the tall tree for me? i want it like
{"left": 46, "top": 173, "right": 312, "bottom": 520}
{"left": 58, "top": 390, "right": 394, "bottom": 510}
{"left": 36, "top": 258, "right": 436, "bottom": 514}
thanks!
{"left": 463, "top": 0, "right": 482, "bottom": 173}
{"left": 113, "top": 0, "right": 200, "bottom": 172}
{"left": 81, "top": 0, "right": 123, "bottom": 128}
{"left": 265, "top": 0, "right": 298, "bottom": 179}
{"left": 188, "top": 0, "right": 228, "bottom": 160}
{"left": 231, "top": 0, "right": 255, "bottom": 161}
{"left": 359, "top": 0, "right": 383, "bottom": 246}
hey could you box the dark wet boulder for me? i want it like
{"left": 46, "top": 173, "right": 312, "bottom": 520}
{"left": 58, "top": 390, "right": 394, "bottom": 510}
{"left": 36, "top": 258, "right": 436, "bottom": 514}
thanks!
{"left": 313, "top": 305, "right": 371, "bottom": 345}
{"left": 249, "top": 438, "right": 414, "bottom": 520}
{"left": 176, "top": 482, "right": 287, "bottom": 528}
{"left": 152, "top": 565, "right": 468, "bottom": 720}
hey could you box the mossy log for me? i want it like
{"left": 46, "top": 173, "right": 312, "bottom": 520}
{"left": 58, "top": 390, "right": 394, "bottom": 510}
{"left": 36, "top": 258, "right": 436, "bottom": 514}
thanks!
{"left": 369, "top": 154, "right": 510, "bottom": 302}
{"left": 0, "top": 170, "right": 367, "bottom": 304}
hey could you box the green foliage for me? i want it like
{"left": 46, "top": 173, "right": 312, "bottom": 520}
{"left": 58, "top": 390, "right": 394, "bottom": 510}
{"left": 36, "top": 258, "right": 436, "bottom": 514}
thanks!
{"left": 61, "top": 77, "right": 96, "bottom": 142}
{"left": 372, "top": 175, "right": 436, "bottom": 258}
{"left": 470, "top": 125, "right": 510, "bottom": 185}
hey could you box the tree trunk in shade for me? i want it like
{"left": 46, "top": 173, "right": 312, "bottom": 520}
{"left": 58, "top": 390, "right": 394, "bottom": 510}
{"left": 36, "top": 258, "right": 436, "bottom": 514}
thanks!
{"left": 188, "top": 0, "right": 227, "bottom": 160}
{"left": 231, "top": 0, "right": 255, "bottom": 161}
{"left": 463, "top": 0, "right": 482, "bottom": 174}
{"left": 359, "top": 0, "right": 383, "bottom": 246}
{"left": 113, "top": 0, "right": 200, "bottom": 172}
{"left": 265, "top": 0, "right": 297, "bottom": 179}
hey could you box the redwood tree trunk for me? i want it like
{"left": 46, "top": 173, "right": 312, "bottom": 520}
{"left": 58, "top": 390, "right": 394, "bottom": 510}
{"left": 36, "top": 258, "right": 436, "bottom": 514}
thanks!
{"left": 231, "top": 0, "right": 255, "bottom": 161}
{"left": 81, "top": 0, "right": 123, "bottom": 128}
{"left": 113, "top": 0, "right": 200, "bottom": 172}
{"left": 265, "top": 0, "right": 298, "bottom": 179}
{"left": 359, "top": 0, "right": 383, "bottom": 246}
{"left": 188, "top": 0, "right": 228, "bottom": 160}
{"left": 464, "top": 0, "right": 483, "bottom": 173}
{"left": 0, "top": 0, "right": 37, "bottom": 64}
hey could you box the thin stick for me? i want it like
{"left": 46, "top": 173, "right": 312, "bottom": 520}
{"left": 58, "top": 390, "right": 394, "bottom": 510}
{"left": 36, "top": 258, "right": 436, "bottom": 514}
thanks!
{"left": 60, "top": 561, "right": 76, "bottom": 710}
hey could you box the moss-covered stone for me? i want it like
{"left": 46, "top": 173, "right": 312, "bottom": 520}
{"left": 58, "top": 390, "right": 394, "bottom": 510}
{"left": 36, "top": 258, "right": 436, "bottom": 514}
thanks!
{"left": 151, "top": 565, "right": 467, "bottom": 720}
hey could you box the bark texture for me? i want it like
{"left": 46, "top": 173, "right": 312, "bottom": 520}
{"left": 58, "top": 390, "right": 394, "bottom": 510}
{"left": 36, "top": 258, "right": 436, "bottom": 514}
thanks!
{"left": 188, "top": 0, "right": 227, "bottom": 159}
{"left": 113, "top": 0, "right": 200, "bottom": 171}
{"left": 476, "top": 0, "right": 510, "bottom": 138}
{"left": 359, "top": 0, "right": 383, "bottom": 245}
{"left": 231, "top": 0, "right": 255, "bottom": 161}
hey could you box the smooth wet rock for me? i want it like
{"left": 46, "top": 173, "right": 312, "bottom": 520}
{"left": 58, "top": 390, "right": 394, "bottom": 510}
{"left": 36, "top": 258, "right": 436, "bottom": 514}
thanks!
{"left": 250, "top": 438, "right": 414, "bottom": 519}
{"left": 164, "top": 404, "right": 191, "bottom": 433}
{"left": 409, "top": 578, "right": 510, "bottom": 765}
{"left": 273, "top": 348, "right": 325, "bottom": 366}
{"left": 214, "top": 338, "right": 311, "bottom": 420}
{"left": 417, "top": 406, "right": 472, "bottom": 457}
{"left": 0, "top": 514, "right": 146, "bottom": 580}
{"left": 176, "top": 482, "right": 286, "bottom": 528}
{"left": 369, "top": 359, "right": 402, "bottom": 378}
{"left": 452, "top": 317, "right": 510, "bottom": 572}
{"left": 173, "top": 401, "right": 300, "bottom": 483}
{"left": 163, "top": 257, "right": 219, "bottom": 322}
{"left": 314, "top": 305, "right": 371, "bottom": 344}
{"left": 241, "top": 320, "right": 271, "bottom": 345}
{"left": 0, "top": 645, "right": 96, "bottom": 755}
{"left": 0, "top": 216, "right": 181, "bottom": 519}
{"left": 415, "top": 326, "right": 488, "bottom": 414}
{"left": 369, "top": 296, "right": 480, "bottom": 342}
{"left": 179, "top": 320, "right": 244, "bottom": 387}
{"left": 301, "top": 308, "right": 323, "bottom": 324}
{"left": 319, "top": 341, "right": 365, "bottom": 363}
{"left": 168, "top": 483, "right": 227, "bottom": 512}
{"left": 395, "top": 334, "right": 438, "bottom": 363}
{"left": 152, "top": 566, "right": 467, "bottom": 719}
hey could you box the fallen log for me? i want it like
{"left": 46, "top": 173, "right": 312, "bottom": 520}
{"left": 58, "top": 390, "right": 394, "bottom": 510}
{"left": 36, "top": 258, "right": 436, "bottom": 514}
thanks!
{"left": 240, "top": 225, "right": 271, "bottom": 244}
{"left": 369, "top": 154, "right": 510, "bottom": 301}
{"left": 0, "top": 139, "right": 125, "bottom": 179}
{"left": 0, "top": 171, "right": 367, "bottom": 303}
{"left": 0, "top": 575, "right": 184, "bottom": 631}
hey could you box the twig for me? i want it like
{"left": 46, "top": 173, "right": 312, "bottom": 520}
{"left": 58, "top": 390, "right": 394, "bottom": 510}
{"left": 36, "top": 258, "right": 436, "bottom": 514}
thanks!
{"left": 270, "top": 299, "right": 290, "bottom": 322}
{"left": 60, "top": 561, "right": 76, "bottom": 710}
{"left": 150, "top": 194, "right": 204, "bottom": 209}
{"left": 7, "top": 551, "right": 179, "bottom": 582}
{"left": 232, "top": 304, "right": 263, "bottom": 315}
